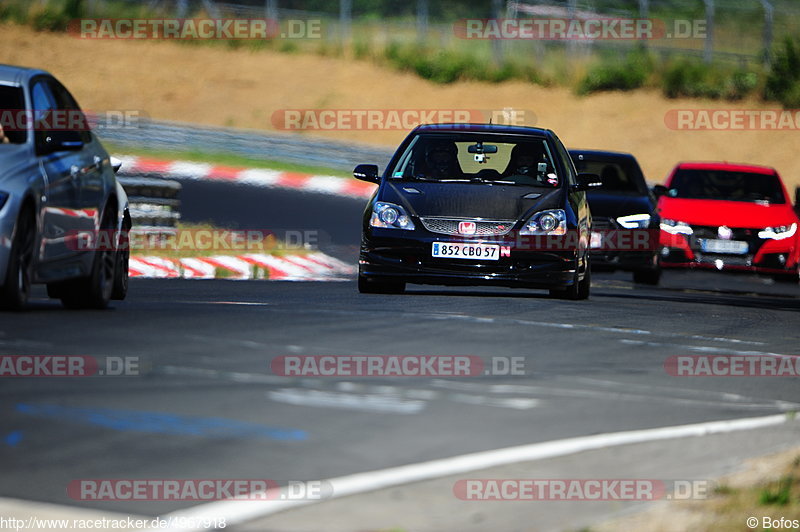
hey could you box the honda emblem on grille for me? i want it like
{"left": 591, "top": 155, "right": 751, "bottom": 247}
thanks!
{"left": 717, "top": 226, "right": 733, "bottom": 240}
{"left": 458, "top": 221, "right": 477, "bottom": 235}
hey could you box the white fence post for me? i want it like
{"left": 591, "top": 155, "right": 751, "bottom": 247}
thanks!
{"left": 704, "top": 0, "right": 714, "bottom": 63}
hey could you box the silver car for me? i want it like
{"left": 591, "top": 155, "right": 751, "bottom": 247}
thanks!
{"left": 0, "top": 64, "right": 130, "bottom": 309}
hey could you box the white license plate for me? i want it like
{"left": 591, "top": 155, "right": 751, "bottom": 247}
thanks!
{"left": 431, "top": 242, "right": 499, "bottom": 260}
{"left": 700, "top": 239, "right": 749, "bottom": 255}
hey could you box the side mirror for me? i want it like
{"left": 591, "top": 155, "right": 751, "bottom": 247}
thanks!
{"left": 353, "top": 164, "right": 380, "bottom": 184}
{"left": 574, "top": 173, "right": 602, "bottom": 191}
{"left": 110, "top": 156, "right": 122, "bottom": 174}
{"left": 42, "top": 130, "right": 84, "bottom": 154}
{"left": 652, "top": 184, "right": 669, "bottom": 198}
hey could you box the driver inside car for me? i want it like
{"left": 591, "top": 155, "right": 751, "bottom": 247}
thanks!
{"left": 505, "top": 143, "right": 556, "bottom": 185}
{"left": 423, "top": 142, "right": 460, "bottom": 179}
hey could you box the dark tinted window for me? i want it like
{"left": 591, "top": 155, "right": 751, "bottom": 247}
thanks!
{"left": 553, "top": 137, "right": 576, "bottom": 186}
{"left": 389, "top": 133, "right": 562, "bottom": 187}
{"left": 573, "top": 158, "right": 644, "bottom": 193}
{"left": 49, "top": 79, "right": 92, "bottom": 143}
{"left": 668, "top": 169, "right": 785, "bottom": 204}
{"left": 0, "top": 85, "right": 27, "bottom": 144}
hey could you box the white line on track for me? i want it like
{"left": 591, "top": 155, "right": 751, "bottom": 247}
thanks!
{"left": 147, "top": 413, "right": 796, "bottom": 531}
{"left": 619, "top": 339, "right": 796, "bottom": 358}
{"left": 268, "top": 388, "right": 426, "bottom": 414}
{"left": 287, "top": 308, "right": 767, "bottom": 347}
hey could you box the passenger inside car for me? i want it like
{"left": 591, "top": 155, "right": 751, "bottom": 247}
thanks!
{"left": 504, "top": 143, "right": 556, "bottom": 186}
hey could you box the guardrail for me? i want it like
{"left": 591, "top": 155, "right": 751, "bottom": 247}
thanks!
{"left": 117, "top": 176, "right": 182, "bottom": 229}
{"left": 99, "top": 119, "right": 395, "bottom": 173}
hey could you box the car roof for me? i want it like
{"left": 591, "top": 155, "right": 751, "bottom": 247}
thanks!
{"left": 413, "top": 123, "right": 552, "bottom": 137}
{"left": 0, "top": 63, "right": 51, "bottom": 85}
{"left": 568, "top": 149, "right": 637, "bottom": 160}
{"left": 674, "top": 161, "right": 777, "bottom": 175}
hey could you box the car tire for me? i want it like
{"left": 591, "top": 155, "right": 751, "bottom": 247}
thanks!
{"left": 633, "top": 268, "right": 661, "bottom": 285}
{"left": 111, "top": 217, "right": 130, "bottom": 300}
{"left": 59, "top": 207, "right": 116, "bottom": 309}
{"left": 0, "top": 207, "right": 35, "bottom": 310}
{"left": 358, "top": 274, "right": 405, "bottom": 294}
{"left": 550, "top": 262, "right": 590, "bottom": 300}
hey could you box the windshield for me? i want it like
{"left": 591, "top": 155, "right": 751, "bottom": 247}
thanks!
{"left": 389, "top": 133, "right": 561, "bottom": 187}
{"left": 0, "top": 84, "right": 27, "bottom": 145}
{"left": 573, "top": 157, "right": 645, "bottom": 193}
{"left": 668, "top": 169, "right": 786, "bottom": 204}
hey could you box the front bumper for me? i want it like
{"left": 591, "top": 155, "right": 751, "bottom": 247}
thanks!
{"left": 360, "top": 230, "right": 582, "bottom": 289}
{"left": 590, "top": 249, "right": 658, "bottom": 272}
{"left": 659, "top": 228, "right": 799, "bottom": 275}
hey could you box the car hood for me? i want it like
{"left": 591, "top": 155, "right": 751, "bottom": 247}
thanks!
{"left": 587, "top": 191, "right": 653, "bottom": 218}
{"left": 380, "top": 180, "right": 562, "bottom": 221}
{"left": 658, "top": 197, "right": 798, "bottom": 228}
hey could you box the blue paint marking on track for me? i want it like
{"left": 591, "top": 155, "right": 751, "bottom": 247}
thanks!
{"left": 15, "top": 403, "right": 306, "bottom": 441}
{"left": 4, "top": 430, "right": 23, "bottom": 447}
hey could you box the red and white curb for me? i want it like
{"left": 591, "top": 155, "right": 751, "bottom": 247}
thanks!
{"left": 115, "top": 155, "right": 376, "bottom": 199}
{"left": 128, "top": 251, "right": 355, "bottom": 281}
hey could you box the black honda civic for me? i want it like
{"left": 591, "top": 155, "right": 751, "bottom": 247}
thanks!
{"left": 354, "top": 124, "right": 600, "bottom": 299}
{"left": 569, "top": 149, "right": 662, "bottom": 285}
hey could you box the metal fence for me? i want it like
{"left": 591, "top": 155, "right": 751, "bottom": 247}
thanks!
{"left": 101, "top": 0, "right": 800, "bottom": 66}
{"left": 100, "top": 118, "right": 395, "bottom": 172}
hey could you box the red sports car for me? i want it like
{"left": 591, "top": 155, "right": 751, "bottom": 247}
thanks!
{"left": 656, "top": 162, "right": 799, "bottom": 282}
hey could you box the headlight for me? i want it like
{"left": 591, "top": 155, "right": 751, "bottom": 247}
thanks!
{"left": 660, "top": 219, "right": 693, "bottom": 235}
{"left": 369, "top": 202, "right": 415, "bottom": 230}
{"left": 758, "top": 223, "right": 797, "bottom": 240}
{"left": 0, "top": 191, "right": 8, "bottom": 210}
{"left": 519, "top": 209, "right": 567, "bottom": 235}
{"left": 616, "top": 213, "right": 651, "bottom": 229}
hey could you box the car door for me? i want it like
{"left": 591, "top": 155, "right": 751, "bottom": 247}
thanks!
{"left": 33, "top": 77, "right": 86, "bottom": 262}
{"left": 553, "top": 136, "right": 592, "bottom": 265}
{"left": 48, "top": 79, "right": 105, "bottom": 235}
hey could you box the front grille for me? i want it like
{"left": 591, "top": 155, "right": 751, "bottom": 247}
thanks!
{"left": 420, "top": 217, "right": 515, "bottom": 237}
{"left": 694, "top": 253, "right": 752, "bottom": 267}
{"left": 688, "top": 224, "right": 762, "bottom": 257}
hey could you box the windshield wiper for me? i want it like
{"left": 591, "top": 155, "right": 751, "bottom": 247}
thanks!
{"left": 468, "top": 177, "right": 515, "bottom": 185}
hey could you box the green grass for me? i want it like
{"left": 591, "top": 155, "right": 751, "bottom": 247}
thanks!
{"left": 104, "top": 142, "right": 351, "bottom": 178}
{"left": 759, "top": 476, "right": 795, "bottom": 506}
{"left": 576, "top": 48, "right": 653, "bottom": 96}
{"left": 765, "top": 36, "right": 800, "bottom": 108}
{"left": 8, "top": 0, "right": 800, "bottom": 105}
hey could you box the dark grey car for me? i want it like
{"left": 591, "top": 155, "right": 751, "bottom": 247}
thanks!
{"left": 0, "top": 64, "right": 130, "bottom": 309}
